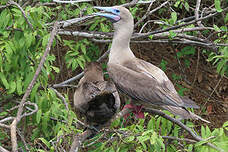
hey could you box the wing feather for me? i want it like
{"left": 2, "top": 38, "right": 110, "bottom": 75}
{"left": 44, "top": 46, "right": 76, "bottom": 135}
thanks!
{"left": 108, "top": 61, "right": 184, "bottom": 107}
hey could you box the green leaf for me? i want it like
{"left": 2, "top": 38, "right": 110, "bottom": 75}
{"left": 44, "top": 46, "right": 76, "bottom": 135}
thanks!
{"left": 0, "top": 73, "right": 9, "bottom": 89}
{"left": 124, "top": 136, "right": 135, "bottom": 142}
{"left": 51, "top": 66, "right": 60, "bottom": 73}
{"left": 184, "top": 2, "right": 190, "bottom": 12}
{"left": 222, "top": 121, "right": 228, "bottom": 128}
{"left": 213, "top": 24, "right": 221, "bottom": 32}
{"left": 42, "top": 111, "right": 50, "bottom": 136}
{"left": 80, "top": 44, "right": 86, "bottom": 54}
{"left": 147, "top": 117, "right": 155, "bottom": 130}
{"left": 16, "top": 77, "right": 23, "bottom": 95}
{"left": 171, "top": 12, "right": 177, "bottom": 24}
{"left": 8, "top": 81, "right": 16, "bottom": 94}
{"left": 31, "top": 83, "right": 40, "bottom": 101}
{"left": 148, "top": 35, "right": 153, "bottom": 39}
{"left": 225, "top": 13, "right": 228, "bottom": 23}
{"left": 36, "top": 109, "right": 42, "bottom": 123}
{"left": 39, "top": 138, "right": 51, "bottom": 148}
{"left": 42, "top": 34, "right": 50, "bottom": 47}
{"left": 214, "top": 0, "right": 223, "bottom": 12}
{"left": 169, "top": 31, "right": 177, "bottom": 39}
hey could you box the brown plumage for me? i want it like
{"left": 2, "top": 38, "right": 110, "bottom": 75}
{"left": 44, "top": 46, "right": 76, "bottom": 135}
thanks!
{"left": 95, "top": 6, "right": 209, "bottom": 123}
{"left": 73, "top": 62, "right": 120, "bottom": 127}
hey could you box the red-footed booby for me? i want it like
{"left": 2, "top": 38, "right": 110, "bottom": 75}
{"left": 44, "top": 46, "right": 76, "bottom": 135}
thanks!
{"left": 94, "top": 6, "right": 209, "bottom": 123}
{"left": 74, "top": 62, "right": 120, "bottom": 129}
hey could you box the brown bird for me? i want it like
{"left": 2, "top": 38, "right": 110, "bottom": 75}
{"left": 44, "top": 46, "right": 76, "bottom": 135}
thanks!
{"left": 73, "top": 62, "right": 120, "bottom": 129}
{"left": 94, "top": 6, "right": 209, "bottom": 123}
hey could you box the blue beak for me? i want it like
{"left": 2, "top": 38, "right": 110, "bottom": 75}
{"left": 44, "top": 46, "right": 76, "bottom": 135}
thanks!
{"left": 94, "top": 6, "right": 121, "bottom": 22}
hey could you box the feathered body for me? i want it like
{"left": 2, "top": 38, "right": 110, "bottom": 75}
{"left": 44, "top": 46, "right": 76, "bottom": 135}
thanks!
{"left": 95, "top": 6, "right": 209, "bottom": 123}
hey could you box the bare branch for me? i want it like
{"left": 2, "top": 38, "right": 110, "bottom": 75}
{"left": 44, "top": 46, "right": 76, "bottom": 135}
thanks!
{"left": 195, "top": 0, "right": 204, "bottom": 27}
{"left": 121, "top": 0, "right": 139, "bottom": 7}
{"left": 0, "top": 146, "right": 9, "bottom": 152}
{"left": 162, "top": 136, "right": 197, "bottom": 143}
{"left": 53, "top": 0, "right": 93, "bottom": 3}
{"left": 134, "top": 7, "right": 228, "bottom": 39}
{"left": 0, "top": 123, "right": 10, "bottom": 129}
{"left": 58, "top": 30, "right": 110, "bottom": 38}
{"left": 135, "top": 1, "right": 169, "bottom": 27}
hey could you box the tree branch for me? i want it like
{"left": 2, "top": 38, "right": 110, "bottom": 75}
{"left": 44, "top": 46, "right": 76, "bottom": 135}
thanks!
{"left": 10, "top": 22, "right": 59, "bottom": 152}
{"left": 53, "top": 0, "right": 93, "bottom": 3}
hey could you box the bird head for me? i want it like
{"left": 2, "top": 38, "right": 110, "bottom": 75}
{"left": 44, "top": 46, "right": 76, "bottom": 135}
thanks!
{"left": 94, "top": 6, "right": 134, "bottom": 32}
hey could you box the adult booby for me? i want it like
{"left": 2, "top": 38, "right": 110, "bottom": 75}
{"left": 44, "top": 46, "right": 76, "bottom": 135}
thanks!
{"left": 74, "top": 62, "right": 120, "bottom": 128}
{"left": 94, "top": 6, "right": 209, "bottom": 123}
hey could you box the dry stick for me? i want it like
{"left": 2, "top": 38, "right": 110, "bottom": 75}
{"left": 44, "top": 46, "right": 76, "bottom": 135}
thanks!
{"left": 161, "top": 136, "right": 196, "bottom": 144}
{"left": 52, "top": 50, "right": 110, "bottom": 88}
{"left": 134, "top": 1, "right": 169, "bottom": 27}
{"left": 121, "top": 0, "right": 139, "bottom": 7}
{"left": 195, "top": 0, "right": 203, "bottom": 27}
{"left": 143, "top": 108, "right": 224, "bottom": 152}
{"left": 53, "top": 0, "right": 93, "bottom": 3}
{"left": 134, "top": 0, "right": 156, "bottom": 27}
{"left": 0, "top": 123, "right": 10, "bottom": 129}
{"left": 0, "top": 146, "right": 10, "bottom": 152}
{"left": 8, "top": 0, "right": 34, "bottom": 31}
{"left": 70, "top": 129, "right": 93, "bottom": 152}
{"left": 10, "top": 22, "right": 59, "bottom": 152}
{"left": 17, "top": 128, "right": 29, "bottom": 151}
{"left": 49, "top": 87, "right": 69, "bottom": 110}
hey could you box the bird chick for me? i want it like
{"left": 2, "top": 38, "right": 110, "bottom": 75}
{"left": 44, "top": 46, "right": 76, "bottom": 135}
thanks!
{"left": 74, "top": 62, "right": 120, "bottom": 130}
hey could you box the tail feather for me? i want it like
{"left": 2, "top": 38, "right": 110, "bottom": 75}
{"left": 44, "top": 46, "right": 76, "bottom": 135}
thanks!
{"left": 180, "top": 96, "right": 200, "bottom": 109}
{"left": 162, "top": 105, "right": 210, "bottom": 123}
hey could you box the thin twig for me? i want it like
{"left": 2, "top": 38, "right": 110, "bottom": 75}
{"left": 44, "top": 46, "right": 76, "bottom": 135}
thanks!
{"left": 17, "top": 128, "right": 29, "bottom": 151}
{"left": 207, "top": 77, "right": 223, "bottom": 101}
{"left": 8, "top": 0, "right": 34, "bottom": 31}
{"left": 162, "top": 136, "right": 197, "bottom": 143}
{"left": 191, "top": 48, "right": 200, "bottom": 88}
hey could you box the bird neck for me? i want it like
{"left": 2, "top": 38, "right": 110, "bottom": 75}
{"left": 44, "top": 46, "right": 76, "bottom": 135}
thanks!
{"left": 108, "top": 23, "right": 135, "bottom": 64}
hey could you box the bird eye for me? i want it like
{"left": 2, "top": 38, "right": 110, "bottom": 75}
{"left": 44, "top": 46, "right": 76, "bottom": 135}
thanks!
{"left": 115, "top": 9, "right": 120, "bottom": 13}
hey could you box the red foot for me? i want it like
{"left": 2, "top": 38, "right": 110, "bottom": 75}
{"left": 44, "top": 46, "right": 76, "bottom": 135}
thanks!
{"left": 123, "top": 104, "right": 144, "bottom": 119}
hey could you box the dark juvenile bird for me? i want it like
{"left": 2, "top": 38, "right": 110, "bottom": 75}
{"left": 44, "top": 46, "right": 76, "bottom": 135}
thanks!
{"left": 74, "top": 62, "right": 120, "bottom": 128}
{"left": 94, "top": 6, "right": 209, "bottom": 123}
